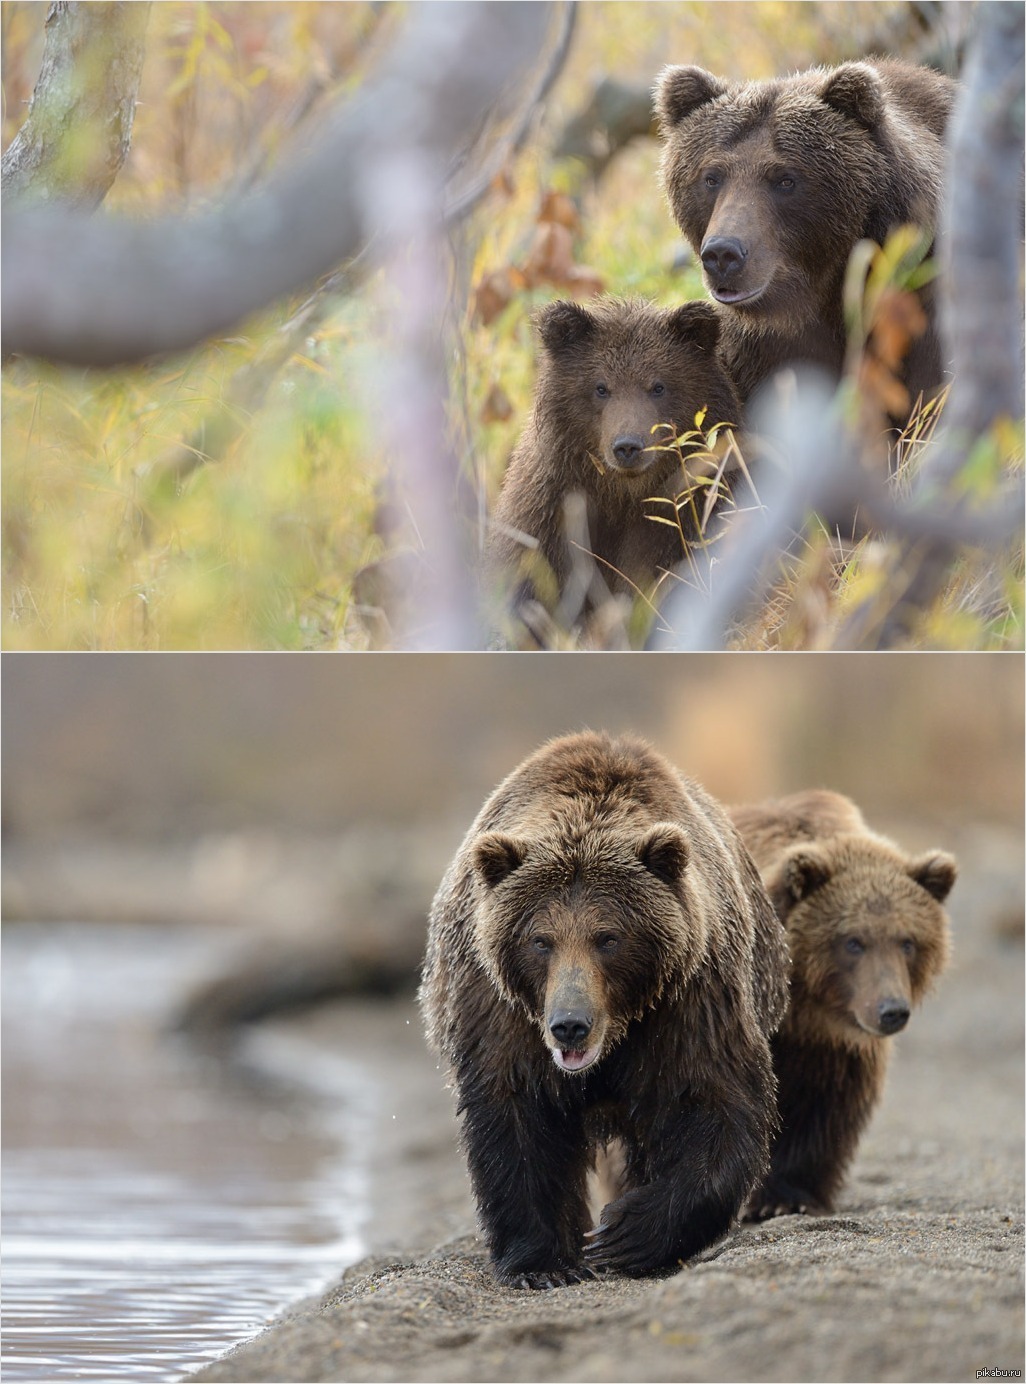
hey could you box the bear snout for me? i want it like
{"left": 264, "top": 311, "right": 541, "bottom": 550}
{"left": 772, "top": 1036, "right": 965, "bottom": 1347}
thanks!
{"left": 701, "top": 234, "right": 747, "bottom": 284}
{"left": 549, "top": 1007, "right": 593, "bottom": 1050}
{"left": 876, "top": 997, "right": 911, "bottom": 1035}
{"left": 610, "top": 435, "right": 650, "bottom": 471}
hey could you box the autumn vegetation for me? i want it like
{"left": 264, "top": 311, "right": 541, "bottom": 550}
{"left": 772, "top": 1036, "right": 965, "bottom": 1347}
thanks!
{"left": 1, "top": 1, "right": 1021, "bottom": 650}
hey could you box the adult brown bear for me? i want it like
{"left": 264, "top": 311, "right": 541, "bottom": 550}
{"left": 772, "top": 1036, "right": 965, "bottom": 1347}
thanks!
{"left": 420, "top": 731, "right": 788, "bottom": 1287}
{"left": 656, "top": 60, "right": 958, "bottom": 409}
{"left": 730, "top": 788, "right": 956, "bottom": 1218}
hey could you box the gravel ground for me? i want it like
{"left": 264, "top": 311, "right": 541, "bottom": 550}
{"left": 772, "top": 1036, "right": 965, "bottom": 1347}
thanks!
{"left": 190, "top": 824, "right": 1024, "bottom": 1384}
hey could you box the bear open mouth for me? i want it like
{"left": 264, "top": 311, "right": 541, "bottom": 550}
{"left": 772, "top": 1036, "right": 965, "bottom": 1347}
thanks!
{"left": 552, "top": 1045, "right": 601, "bottom": 1073}
{"left": 711, "top": 284, "right": 766, "bottom": 306}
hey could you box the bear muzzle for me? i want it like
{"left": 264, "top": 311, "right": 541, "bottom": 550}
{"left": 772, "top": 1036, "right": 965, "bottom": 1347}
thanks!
{"left": 609, "top": 434, "right": 654, "bottom": 471}
{"left": 699, "top": 234, "right": 768, "bottom": 306}
{"left": 874, "top": 997, "right": 911, "bottom": 1035}
{"left": 547, "top": 1007, "right": 603, "bottom": 1073}
{"left": 853, "top": 994, "right": 911, "bottom": 1037}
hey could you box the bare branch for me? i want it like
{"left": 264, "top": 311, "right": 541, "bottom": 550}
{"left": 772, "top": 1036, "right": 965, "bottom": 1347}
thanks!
{"left": 140, "top": 2, "right": 576, "bottom": 490}
{"left": 444, "top": 0, "right": 577, "bottom": 224}
{"left": 1, "top": 3, "right": 553, "bottom": 367}
{"left": 2, "top": 1, "right": 151, "bottom": 210}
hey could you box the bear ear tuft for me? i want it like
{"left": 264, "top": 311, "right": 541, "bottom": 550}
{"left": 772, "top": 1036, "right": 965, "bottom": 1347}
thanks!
{"left": 908, "top": 851, "right": 957, "bottom": 903}
{"left": 655, "top": 65, "right": 726, "bottom": 130}
{"left": 473, "top": 833, "right": 527, "bottom": 889}
{"left": 536, "top": 300, "right": 596, "bottom": 354}
{"left": 666, "top": 300, "right": 721, "bottom": 353}
{"left": 783, "top": 846, "right": 833, "bottom": 903}
{"left": 820, "top": 62, "right": 885, "bottom": 130}
{"left": 638, "top": 823, "right": 690, "bottom": 886}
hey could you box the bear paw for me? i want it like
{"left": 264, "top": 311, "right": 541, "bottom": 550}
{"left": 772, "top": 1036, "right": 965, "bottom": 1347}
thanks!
{"left": 743, "top": 1179, "right": 828, "bottom": 1221}
{"left": 582, "top": 1202, "right": 666, "bottom": 1277}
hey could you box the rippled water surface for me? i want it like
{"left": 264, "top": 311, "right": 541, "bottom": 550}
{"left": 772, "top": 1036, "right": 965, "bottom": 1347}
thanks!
{"left": 2, "top": 924, "right": 373, "bottom": 1382}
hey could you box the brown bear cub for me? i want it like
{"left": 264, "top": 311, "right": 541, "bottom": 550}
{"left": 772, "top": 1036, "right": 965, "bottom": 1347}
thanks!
{"left": 729, "top": 789, "right": 956, "bottom": 1219}
{"left": 656, "top": 60, "right": 958, "bottom": 408}
{"left": 486, "top": 297, "right": 740, "bottom": 628}
{"left": 420, "top": 731, "right": 789, "bottom": 1288}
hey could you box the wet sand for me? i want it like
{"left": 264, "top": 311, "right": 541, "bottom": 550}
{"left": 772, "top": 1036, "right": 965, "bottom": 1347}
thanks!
{"left": 191, "top": 828, "right": 1024, "bottom": 1383}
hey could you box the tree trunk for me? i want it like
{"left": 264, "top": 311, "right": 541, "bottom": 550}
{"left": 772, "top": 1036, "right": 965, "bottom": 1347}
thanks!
{"left": 2, "top": 1, "right": 150, "bottom": 210}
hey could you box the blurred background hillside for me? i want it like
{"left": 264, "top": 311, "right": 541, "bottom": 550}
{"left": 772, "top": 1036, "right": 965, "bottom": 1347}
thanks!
{"left": 4, "top": 652, "right": 1022, "bottom": 843}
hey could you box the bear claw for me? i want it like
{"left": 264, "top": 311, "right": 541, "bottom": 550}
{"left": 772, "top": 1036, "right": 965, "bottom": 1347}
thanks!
{"left": 506, "top": 1265, "right": 596, "bottom": 1290}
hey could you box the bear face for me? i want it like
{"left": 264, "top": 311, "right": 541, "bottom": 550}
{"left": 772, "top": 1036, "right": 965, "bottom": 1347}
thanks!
{"left": 531, "top": 297, "right": 737, "bottom": 483}
{"left": 655, "top": 59, "right": 956, "bottom": 402}
{"left": 767, "top": 834, "right": 955, "bottom": 1048}
{"left": 658, "top": 64, "right": 893, "bottom": 336}
{"left": 471, "top": 821, "right": 696, "bottom": 1073}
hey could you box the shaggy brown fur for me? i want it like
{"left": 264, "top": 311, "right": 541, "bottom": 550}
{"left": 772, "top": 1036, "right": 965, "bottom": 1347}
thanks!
{"left": 655, "top": 59, "right": 958, "bottom": 408}
{"left": 420, "top": 731, "right": 788, "bottom": 1288}
{"left": 486, "top": 297, "right": 740, "bottom": 628}
{"left": 730, "top": 789, "right": 956, "bottom": 1218}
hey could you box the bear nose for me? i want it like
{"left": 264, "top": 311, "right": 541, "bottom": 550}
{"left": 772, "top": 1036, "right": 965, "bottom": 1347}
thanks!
{"left": 549, "top": 1010, "right": 593, "bottom": 1049}
{"left": 877, "top": 999, "right": 910, "bottom": 1035}
{"left": 611, "top": 435, "right": 646, "bottom": 469}
{"left": 701, "top": 235, "right": 747, "bottom": 283}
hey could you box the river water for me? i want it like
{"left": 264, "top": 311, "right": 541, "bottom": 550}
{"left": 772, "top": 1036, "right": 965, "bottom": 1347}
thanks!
{"left": 2, "top": 923, "right": 375, "bottom": 1382}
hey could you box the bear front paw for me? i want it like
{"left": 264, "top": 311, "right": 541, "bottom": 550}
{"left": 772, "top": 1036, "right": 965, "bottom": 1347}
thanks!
{"left": 582, "top": 1198, "right": 667, "bottom": 1277}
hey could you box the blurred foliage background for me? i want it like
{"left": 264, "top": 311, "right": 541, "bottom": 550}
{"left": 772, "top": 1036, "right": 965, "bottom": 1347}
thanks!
{"left": 4, "top": 1, "right": 1015, "bottom": 651}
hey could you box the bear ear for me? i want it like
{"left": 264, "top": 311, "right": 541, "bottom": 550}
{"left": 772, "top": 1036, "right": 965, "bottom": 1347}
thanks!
{"left": 820, "top": 62, "right": 885, "bottom": 130}
{"left": 908, "top": 851, "right": 957, "bottom": 903}
{"left": 783, "top": 847, "right": 833, "bottom": 902}
{"left": 473, "top": 833, "right": 527, "bottom": 889}
{"left": 655, "top": 65, "right": 726, "bottom": 130}
{"left": 637, "top": 823, "right": 690, "bottom": 886}
{"left": 536, "top": 300, "right": 596, "bottom": 355}
{"left": 665, "top": 301, "right": 721, "bottom": 354}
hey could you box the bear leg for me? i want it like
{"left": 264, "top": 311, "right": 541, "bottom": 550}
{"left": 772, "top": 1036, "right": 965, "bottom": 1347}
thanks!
{"left": 459, "top": 1080, "right": 593, "bottom": 1288}
{"left": 584, "top": 1097, "right": 770, "bottom": 1276}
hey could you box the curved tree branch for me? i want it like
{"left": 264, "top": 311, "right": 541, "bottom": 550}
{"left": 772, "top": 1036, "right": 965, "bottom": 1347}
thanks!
{"left": 2, "top": 1, "right": 151, "bottom": 210}
{"left": 1, "top": 3, "right": 553, "bottom": 368}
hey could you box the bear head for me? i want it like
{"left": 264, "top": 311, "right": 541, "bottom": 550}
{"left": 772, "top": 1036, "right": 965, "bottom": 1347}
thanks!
{"left": 655, "top": 62, "right": 900, "bottom": 335}
{"left": 469, "top": 818, "right": 704, "bottom": 1073}
{"left": 532, "top": 296, "right": 738, "bottom": 482}
{"left": 764, "top": 833, "right": 956, "bottom": 1045}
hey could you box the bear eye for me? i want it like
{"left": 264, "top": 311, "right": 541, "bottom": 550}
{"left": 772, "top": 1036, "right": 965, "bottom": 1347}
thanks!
{"left": 595, "top": 382, "right": 610, "bottom": 399}
{"left": 844, "top": 937, "right": 865, "bottom": 955}
{"left": 900, "top": 938, "right": 916, "bottom": 957}
{"left": 703, "top": 171, "right": 721, "bottom": 189}
{"left": 595, "top": 933, "right": 620, "bottom": 953}
{"left": 650, "top": 382, "right": 666, "bottom": 398}
{"left": 775, "top": 174, "right": 796, "bottom": 192}
{"left": 531, "top": 936, "right": 552, "bottom": 955}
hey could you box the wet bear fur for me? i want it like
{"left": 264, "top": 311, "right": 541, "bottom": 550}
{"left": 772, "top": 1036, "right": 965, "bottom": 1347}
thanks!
{"left": 486, "top": 297, "right": 741, "bottom": 624}
{"left": 420, "top": 731, "right": 789, "bottom": 1287}
{"left": 729, "top": 788, "right": 956, "bottom": 1218}
{"left": 656, "top": 59, "right": 958, "bottom": 407}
